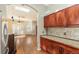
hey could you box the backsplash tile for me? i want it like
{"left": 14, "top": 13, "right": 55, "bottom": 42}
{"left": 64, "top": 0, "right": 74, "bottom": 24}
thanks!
{"left": 47, "top": 28, "right": 79, "bottom": 40}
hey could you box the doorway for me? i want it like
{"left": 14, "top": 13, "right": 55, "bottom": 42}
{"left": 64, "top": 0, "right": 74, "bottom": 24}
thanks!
{"left": 7, "top": 5, "right": 38, "bottom": 54}
{"left": 14, "top": 21, "right": 37, "bottom": 54}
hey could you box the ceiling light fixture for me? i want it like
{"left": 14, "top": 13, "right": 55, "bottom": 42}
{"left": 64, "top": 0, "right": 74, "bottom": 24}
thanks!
{"left": 15, "top": 6, "right": 30, "bottom": 13}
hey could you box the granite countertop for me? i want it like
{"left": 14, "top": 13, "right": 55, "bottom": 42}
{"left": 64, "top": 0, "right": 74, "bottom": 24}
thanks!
{"left": 41, "top": 35, "right": 79, "bottom": 49}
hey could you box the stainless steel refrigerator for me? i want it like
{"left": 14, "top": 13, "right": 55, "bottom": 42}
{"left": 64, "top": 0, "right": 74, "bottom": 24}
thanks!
{"left": 1, "top": 16, "right": 9, "bottom": 54}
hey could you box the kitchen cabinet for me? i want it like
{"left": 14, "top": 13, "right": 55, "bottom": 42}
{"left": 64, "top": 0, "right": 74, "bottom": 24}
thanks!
{"left": 44, "top": 13, "right": 56, "bottom": 27}
{"left": 66, "top": 5, "right": 79, "bottom": 27}
{"left": 40, "top": 37, "right": 79, "bottom": 54}
{"left": 40, "top": 37, "right": 47, "bottom": 51}
{"left": 44, "top": 15, "right": 49, "bottom": 27}
{"left": 44, "top": 9, "right": 67, "bottom": 27}
{"left": 40, "top": 37, "right": 60, "bottom": 54}
{"left": 63, "top": 49, "right": 72, "bottom": 54}
{"left": 49, "top": 13, "right": 56, "bottom": 27}
{"left": 46, "top": 39, "right": 59, "bottom": 53}
{"left": 56, "top": 10, "right": 67, "bottom": 27}
{"left": 45, "top": 41, "right": 54, "bottom": 53}
{"left": 44, "top": 4, "right": 79, "bottom": 27}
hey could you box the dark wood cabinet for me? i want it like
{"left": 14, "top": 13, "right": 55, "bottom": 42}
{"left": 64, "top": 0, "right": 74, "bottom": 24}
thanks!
{"left": 44, "top": 4, "right": 79, "bottom": 27}
{"left": 40, "top": 37, "right": 79, "bottom": 54}
{"left": 49, "top": 13, "right": 56, "bottom": 27}
{"left": 63, "top": 49, "right": 72, "bottom": 54}
{"left": 40, "top": 37, "right": 47, "bottom": 51}
{"left": 44, "top": 13, "right": 56, "bottom": 27}
{"left": 44, "top": 8, "right": 67, "bottom": 27}
{"left": 44, "top": 15, "right": 49, "bottom": 27}
{"left": 46, "top": 40, "right": 57, "bottom": 53}
{"left": 40, "top": 37, "right": 60, "bottom": 54}
{"left": 66, "top": 5, "right": 79, "bottom": 26}
{"left": 56, "top": 10, "right": 67, "bottom": 27}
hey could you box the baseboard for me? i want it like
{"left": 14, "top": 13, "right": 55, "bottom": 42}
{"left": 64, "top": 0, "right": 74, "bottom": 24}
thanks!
{"left": 37, "top": 48, "right": 41, "bottom": 50}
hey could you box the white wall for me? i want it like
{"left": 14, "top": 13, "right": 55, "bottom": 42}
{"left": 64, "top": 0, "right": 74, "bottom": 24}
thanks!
{"left": 0, "top": 5, "right": 7, "bottom": 17}
{"left": 45, "top": 4, "right": 74, "bottom": 15}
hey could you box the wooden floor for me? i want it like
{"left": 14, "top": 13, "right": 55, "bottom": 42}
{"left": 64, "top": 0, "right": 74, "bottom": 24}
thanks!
{"left": 15, "top": 35, "right": 47, "bottom": 54}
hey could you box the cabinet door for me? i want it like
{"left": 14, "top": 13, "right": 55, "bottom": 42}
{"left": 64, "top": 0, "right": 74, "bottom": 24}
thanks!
{"left": 49, "top": 13, "right": 56, "bottom": 27}
{"left": 52, "top": 46, "right": 61, "bottom": 54}
{"left": 64, "top": 49, "right": 72, "bottom": 54}
{"left": 46, "top": 40, "right": 61, "bottom": 54}
{"left": 56, "top": 10, "right": 67, "bottom": 27}
{"left": 58, "top": 47, "right": 64, "bottom": 54}
{"left": 44, "top": 16, "right": 49, "bottom": 27}
{"left": 66, "top": 5, "right": 79, "bottom": 26}
{"left": 44, "top": 13, "right": 56, "bottom": 27}
{"left": 46, "top": 40, "right": 55, "bottom": 54}
{"left": 40, "top": 38, "right": 47, "bottom": 51}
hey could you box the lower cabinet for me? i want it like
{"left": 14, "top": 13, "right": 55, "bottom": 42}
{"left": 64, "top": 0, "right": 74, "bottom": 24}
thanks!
{"left": 40, "top": 38, "right": 47, "bottom": 51}
{"left": 46, "top": 41, "right": 57, "bottom": 54}
{"left": 40, "top": 37, "right": 79, "bottom": 54}
{"left": 63, "top": 49, "right": 72, "bottom": 54}
{"left": 58, "top": 47, "right": 72, "bottom": 54}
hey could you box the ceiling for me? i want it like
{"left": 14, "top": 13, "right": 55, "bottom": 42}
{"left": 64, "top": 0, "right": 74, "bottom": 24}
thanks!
{"left": 6, "top": 4, "right": 49, "bottom": 22}
{"left": 6, "top": 4, "right": 73, "bottom": 22}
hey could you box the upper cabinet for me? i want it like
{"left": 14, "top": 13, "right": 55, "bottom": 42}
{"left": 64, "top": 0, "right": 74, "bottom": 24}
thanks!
{"left": 49, "top": 13, "right": 56, "bottom": 27}
{"left": 66, "top": 5, "right": 79, "bottom": 27}
{"left": 55, "top": 10, "right": 67, "bottom": 27}
{"left": 44, "top": 4, "right": 79, "bottom": 27}
{"left": 44, "top": 15, "right": 49, "bottom": 27}
{"left": 44, "top": 13, "right": 56, "bottom": 27}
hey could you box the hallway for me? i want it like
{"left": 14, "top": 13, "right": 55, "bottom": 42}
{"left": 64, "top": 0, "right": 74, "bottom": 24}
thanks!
{"left": 15, "top": 35, "right": 47, "bottom": 54}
